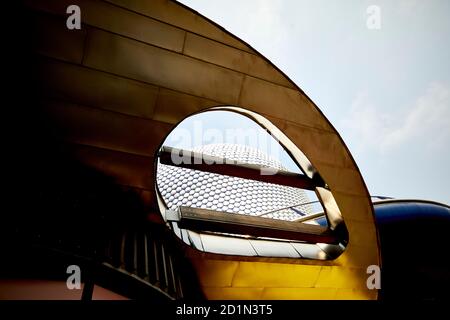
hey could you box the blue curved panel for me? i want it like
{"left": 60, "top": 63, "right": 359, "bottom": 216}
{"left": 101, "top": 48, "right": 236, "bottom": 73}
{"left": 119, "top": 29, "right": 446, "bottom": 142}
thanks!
{"left": 373, "top": 200, "right": 450, "bottom": 300}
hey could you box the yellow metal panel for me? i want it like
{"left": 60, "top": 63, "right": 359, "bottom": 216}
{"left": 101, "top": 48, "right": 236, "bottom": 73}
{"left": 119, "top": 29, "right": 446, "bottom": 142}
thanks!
{"left": 231, "top": 262, "right": 322, "bottom": 288}
{"left": 315, "top": 266, "right": 367, "bottom": 289}
{"left": 37, "top": 59, "right": 158, "bottom": 119}
{"left": 191, "top": 259, "right": 239, "bottom": 287}
{"left": 239, "top": 76, "right": 331, "bottom": 131}
{"left": 315, "top": 164, "right": 368, "bottom": 196}
{"left": 203, "top": 287, "right": 264, "bottom": 300}
{"left": 279, "top": 121, "right": 354, "bottom": 169}
{"left": 261, "top": 287, "right": 338, "bottom": 300}
{"left": 335, "top": 243, "right": 379, "bottom": 268}
{"left": 184, "top": 33, "right": 293, "bottom": 88}
{"left": 30, "top": 11, "right": 86, "bottom": 64}
{"left": 345, "top": 220, "right": 379, "bottom": 246}
{"left": 332, "top": 192, "right": 375, "bottom": 223}
{"left": 106, "top": 0, "right": 255, "bottom": 53}
{"left": 335, "top": 288, "right": 378, "bottom": 300}
{"left": 83, "top": 29, "right": 243, "bottom": 104}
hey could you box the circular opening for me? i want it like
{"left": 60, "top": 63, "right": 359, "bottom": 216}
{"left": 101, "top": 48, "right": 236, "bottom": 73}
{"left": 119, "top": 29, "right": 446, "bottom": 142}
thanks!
{"left": 154, "top": 107, "right": 346, "bottom": 259}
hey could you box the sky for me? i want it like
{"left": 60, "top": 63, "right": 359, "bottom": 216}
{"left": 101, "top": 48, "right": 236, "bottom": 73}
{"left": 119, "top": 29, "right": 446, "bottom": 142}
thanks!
{"left": 175, "top": 0, "right": 450, "bottom": 204}
{"left": 163, "top": 110, "right": 303, "bottom": 173}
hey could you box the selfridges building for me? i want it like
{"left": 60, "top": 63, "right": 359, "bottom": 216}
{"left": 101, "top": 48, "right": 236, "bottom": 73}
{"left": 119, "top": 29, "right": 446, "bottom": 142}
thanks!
{"left": 157, "top": 143, "right": 315, "bottom": 221}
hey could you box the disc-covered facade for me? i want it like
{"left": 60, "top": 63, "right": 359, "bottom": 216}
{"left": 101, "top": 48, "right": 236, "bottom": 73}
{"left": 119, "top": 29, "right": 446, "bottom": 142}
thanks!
{"left": 157, "top": 143, "right": 315, "bottom": 221}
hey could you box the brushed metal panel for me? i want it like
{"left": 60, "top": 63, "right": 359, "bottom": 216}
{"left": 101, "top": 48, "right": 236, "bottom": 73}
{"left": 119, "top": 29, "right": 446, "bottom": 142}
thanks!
{"left": 26, "top": 0, "right": 185, "bottom": 51}
{"left": 105, "top": 0, "right": 255, "bottom": 53}
{"left": 332, "top": 192, "right": 374, "bottom": 223}
{"left": 190, "top": 258, "right": 239, "bottom": 287}
{"left": 316, "top": 187, "right": 344, "bottom": 230}
{"left": 231, "top": 262, "right": 322, "bottom": 288}
{"left": 37, "top": 59, "right": 158, "bottom": 119}
{"left": 335, "top": 288, "right": 378, "bottom": 300}
{"left": 82, "top": 0, "right": 185, "bottom": 52}
{"left": 342, "top": 220, "right": 378, "bottom": 246}
{"left": 64, "top": 143, "right": 155, "bottom": 190}
{"left": 152, "top": 88, "right": 219, "bottom": 124}
{"left": 203, "top": 287, "right": 264, "bottom": 300}
{"left": 84, "top": 29, "right": 243, "bottom": 103}
{"left": 261, "top": 287, "right": 337, "bottom": 300}
{"left": 315, "top": 164, "right": 367, "bottom": 196}
{"left": 42, "top": 99, "right": 171, "bottom": 157}
{"left": 334, "top": 243, "right": 379, "bottom": 268}
{"left": 278, "top": 121, "right": 354, "bottom": 169}
{"left": 29, "top": 11, "right": 86, "bottom": 63}
{"left": 239, "top": 76, "right": 331, "bottom": 131}
{"left": 184, "top": 33, "right": 294, "bottom": 88}
{"left": 315, "top": 266, "right": 367, "bottom": 289}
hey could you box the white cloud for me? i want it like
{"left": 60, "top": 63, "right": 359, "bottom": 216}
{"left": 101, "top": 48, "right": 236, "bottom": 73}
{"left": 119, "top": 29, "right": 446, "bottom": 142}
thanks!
{"left": 229, "top": 0, "right": 289, "bottom": 61}
{"left": 343, "top": 82, "right": 450, "bottom": 153}
{"left": 382, "top": 82, "right": 450, "bottom": 150}
{"left": 341, "top": 91, "right": 392, "bottom": 152}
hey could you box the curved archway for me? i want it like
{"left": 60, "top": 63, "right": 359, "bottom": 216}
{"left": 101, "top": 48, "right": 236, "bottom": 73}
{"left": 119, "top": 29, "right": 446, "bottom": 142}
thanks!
{"left": 154, "top": 106, "right": 348, "bottom": 260}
